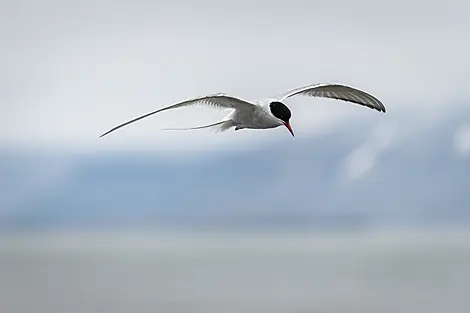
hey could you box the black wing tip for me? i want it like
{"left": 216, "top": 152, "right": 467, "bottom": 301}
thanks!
{"left": 373, "top": 106, "right": 386, "bottom": 113}
{"left": 379, "top": 103, "right": 387, "bottom": 113}
{"left": 98, "top": 129, "right": 114, "bottom": 138}
{"left": 98, "top": 123, "right": 130, "bottom": 138}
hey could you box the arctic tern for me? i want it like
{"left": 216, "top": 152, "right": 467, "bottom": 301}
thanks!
{"left": 99, "top": 83, "right": 385, "bottom": 138}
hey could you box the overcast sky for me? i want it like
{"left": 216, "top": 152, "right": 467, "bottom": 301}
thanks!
{"left": 2, "top": 0, "right": 470, "bottom": 154}
{"left": 1, "top": 0, "right": 470, "bottom": 229}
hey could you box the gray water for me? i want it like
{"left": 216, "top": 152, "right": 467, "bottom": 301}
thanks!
{"left": 1, "top": 231, "right": 469, "bottom": 313}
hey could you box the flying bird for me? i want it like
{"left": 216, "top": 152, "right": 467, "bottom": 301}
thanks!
{"left": 99, "top": 83, "right": 385, "bottom": 138}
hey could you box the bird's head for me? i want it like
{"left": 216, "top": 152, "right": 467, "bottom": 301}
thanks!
{"left": 269, "top": 101, "right": 294, "bottom": 137}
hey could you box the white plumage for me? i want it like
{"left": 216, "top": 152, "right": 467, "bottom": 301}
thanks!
{"left": 99, "top": 83, "right": 385, "bottom": 138}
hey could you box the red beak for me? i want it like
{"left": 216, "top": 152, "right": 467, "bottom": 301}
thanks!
{"left": 283, "top": 121, "right": 295, "bottom": 137}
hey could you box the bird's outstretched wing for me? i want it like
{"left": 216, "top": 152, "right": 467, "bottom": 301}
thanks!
{"left": 99, "top": 93, "right": 255, "bottom": 138}
{"left": 277, "top": 83, "right": 386, "bottom": 113}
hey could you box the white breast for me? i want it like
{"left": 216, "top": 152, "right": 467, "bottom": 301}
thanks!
{"left": 229, "top": 103, "right": 281, "bottom": 129}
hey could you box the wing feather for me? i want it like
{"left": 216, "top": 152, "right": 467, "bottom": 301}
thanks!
{"left": 278, "top": 83, "right": 386, "bottom": 113}
{"left": 99, "top": 93, "right": 254, "bottom": 138}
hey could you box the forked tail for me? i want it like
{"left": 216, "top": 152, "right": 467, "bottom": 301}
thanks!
{"left": 161, "top": 120, "right": 236, "bottom": 132}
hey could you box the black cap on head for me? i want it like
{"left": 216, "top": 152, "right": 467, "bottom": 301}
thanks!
{"left": 269, "top": 101, "right": 291, "bottom": 123}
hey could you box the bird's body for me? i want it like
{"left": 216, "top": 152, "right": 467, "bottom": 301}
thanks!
{"left": 99, "top": 83, "right": 386, "bottom": 138}
{"left": 230, "top": 99, "right": 283, "bottom": 130}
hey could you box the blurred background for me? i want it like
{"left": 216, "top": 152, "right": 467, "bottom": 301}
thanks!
{"left": 1, "top": 0, "right": 470, "bottom": 312}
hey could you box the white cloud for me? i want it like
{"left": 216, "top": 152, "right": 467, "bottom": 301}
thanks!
{"left": 340, "top": 123, "right": 398, "bottom": 181}
{"left": 343, "top": 144, "right": 377, "bottom": 181}
{"left": 453, "top": 124, "right": 470, "bottom": 157}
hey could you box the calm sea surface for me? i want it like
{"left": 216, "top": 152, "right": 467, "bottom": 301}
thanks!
{"left": 1, "top": 230, "right": 469, "bottom": 313}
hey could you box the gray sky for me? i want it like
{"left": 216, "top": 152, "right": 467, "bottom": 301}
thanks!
{"left": 1, "top": 0, "right": 470, "bottom": 225}
{"left": 2, "top": 0, "right": 470, "bottom": 154}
